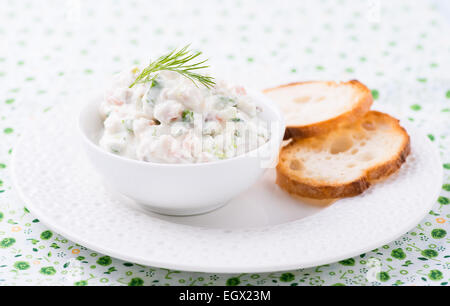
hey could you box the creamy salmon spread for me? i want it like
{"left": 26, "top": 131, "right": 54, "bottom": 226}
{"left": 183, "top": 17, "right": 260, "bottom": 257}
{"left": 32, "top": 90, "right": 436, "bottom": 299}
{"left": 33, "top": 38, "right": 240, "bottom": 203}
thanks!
{"left": 99, "top": 68, "right": 269, "bottom": 163}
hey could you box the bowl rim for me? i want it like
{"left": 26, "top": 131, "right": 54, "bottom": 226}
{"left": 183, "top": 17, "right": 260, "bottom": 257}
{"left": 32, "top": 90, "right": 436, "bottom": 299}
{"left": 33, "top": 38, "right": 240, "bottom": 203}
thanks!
{"left": 78, "top": 88, "right": 285, "bottom": 168}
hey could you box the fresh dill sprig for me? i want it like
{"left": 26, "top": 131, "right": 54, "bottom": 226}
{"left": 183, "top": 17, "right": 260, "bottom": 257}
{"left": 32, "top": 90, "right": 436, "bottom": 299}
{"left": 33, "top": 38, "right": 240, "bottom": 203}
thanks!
{"left": 129, "top": 45, "right": 215, "bottom": 89}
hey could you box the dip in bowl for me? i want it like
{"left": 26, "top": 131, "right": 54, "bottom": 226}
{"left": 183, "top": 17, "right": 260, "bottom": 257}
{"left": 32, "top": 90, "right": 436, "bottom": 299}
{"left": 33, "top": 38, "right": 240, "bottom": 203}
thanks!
{"left": 78, "top": 48, "right": 284, "bottom": 215}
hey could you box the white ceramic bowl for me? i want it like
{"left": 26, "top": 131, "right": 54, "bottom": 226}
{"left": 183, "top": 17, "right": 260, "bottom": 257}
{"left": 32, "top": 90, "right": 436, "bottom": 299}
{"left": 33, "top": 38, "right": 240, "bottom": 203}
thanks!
{"left": 78, "top": 90, "right": 285, "bottom": 216}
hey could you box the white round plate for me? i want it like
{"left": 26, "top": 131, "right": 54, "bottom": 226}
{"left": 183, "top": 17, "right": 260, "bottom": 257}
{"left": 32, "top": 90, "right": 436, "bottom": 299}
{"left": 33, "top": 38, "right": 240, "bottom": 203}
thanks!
{"left": 12, "top": 105, "right": 442, "bottom": 273}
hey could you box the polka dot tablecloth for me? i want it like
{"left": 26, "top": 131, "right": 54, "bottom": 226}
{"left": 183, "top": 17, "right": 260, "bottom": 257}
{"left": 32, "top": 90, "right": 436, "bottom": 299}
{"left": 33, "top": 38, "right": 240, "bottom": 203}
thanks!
{"left": 0, "top": 0, "right": 449, "bottom": 286}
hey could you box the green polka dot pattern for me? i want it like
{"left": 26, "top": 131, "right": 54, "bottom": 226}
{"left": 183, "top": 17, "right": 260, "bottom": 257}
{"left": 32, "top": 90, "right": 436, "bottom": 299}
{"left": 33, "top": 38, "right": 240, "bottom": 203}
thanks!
{"left": 0, "top": 0, "right": 449, "bottom": 286}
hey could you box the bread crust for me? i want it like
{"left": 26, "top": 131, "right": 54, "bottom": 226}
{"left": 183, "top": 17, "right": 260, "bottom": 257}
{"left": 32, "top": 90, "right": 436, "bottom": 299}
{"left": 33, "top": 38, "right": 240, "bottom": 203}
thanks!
{"left": 263, "top": 80, "right": 373, "bottom": 140}
{"left": 276, "top": 111, "right": 411, "bottom": 200}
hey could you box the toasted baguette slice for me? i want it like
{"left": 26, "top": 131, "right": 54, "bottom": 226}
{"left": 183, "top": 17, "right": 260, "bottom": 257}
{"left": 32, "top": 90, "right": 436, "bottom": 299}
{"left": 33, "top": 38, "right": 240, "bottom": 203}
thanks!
{"left": 263, "top": 80, "right": 373, "bottom": 139}
{"left": 276, "top": 111, "right": 410, "bottom": 200}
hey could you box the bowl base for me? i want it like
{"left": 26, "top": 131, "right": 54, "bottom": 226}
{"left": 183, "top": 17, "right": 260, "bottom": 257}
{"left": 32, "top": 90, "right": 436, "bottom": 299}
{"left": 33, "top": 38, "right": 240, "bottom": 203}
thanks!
{"left": 136, "top": 201, "right": 229, "bottom": 217}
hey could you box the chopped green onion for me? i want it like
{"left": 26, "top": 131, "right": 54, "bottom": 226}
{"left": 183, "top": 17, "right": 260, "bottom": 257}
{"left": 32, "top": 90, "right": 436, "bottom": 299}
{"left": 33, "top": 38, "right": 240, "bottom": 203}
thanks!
{"left": 182, "top": 110, "right": 194, "bottom": 122}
